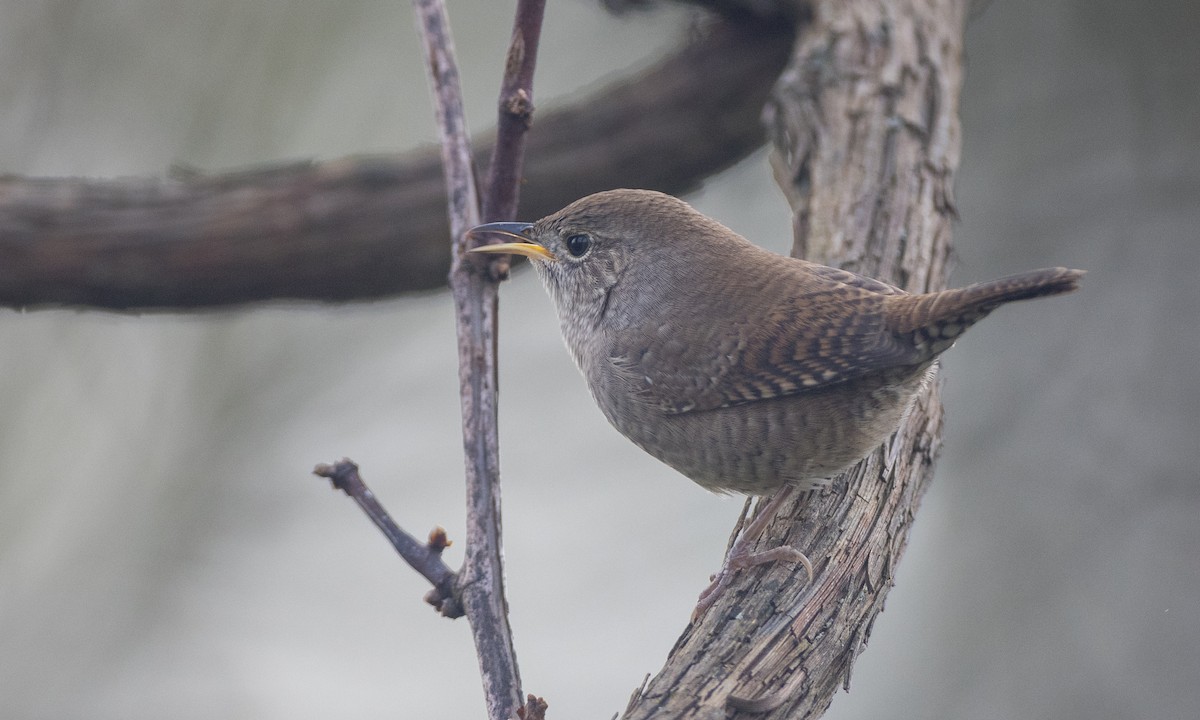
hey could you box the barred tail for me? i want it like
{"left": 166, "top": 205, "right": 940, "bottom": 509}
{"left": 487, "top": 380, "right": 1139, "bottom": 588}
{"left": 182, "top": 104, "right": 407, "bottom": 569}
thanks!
{"left": 889, "top": 267, "right": 1085, "bottom": 354}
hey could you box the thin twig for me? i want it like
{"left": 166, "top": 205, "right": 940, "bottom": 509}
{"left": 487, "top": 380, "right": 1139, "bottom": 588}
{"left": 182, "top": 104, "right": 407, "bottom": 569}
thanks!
{"left": 312, "top": 459, "right": 461, "bottom": 617}
{"left": 482, "top": 0, "right": 546, "bottom": 220}
{"left": 479, "top": 0, "right": 547, "bottom": 279}
{"left": 413, "top": 0, "right": 547, "bottom": 717}
{"left": 413, "top": 0, "right": 480, "bottom": 245}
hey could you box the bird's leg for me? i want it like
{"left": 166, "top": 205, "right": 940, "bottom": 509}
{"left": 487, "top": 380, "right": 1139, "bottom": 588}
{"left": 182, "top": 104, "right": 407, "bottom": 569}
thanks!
{"left": 693, "top": 485, "right": 813, "bottom": 620}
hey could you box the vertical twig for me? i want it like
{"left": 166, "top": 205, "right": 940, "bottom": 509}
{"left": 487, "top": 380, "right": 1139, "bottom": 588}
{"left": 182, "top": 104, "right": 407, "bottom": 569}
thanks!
{"left": 481, "top": 0, "right": 547, "bottom": 280}
{"left": 411, "top": 1, "right": 546, "bottom": 719}
{"left": 482, "top": 0, "right": 546, "bottom": 224}
{"left": 410, "top": 1, "right": 518, "bottom": 718}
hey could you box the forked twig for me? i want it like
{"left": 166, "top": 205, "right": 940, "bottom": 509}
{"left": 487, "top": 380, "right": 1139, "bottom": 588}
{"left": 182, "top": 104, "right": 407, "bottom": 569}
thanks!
{"left": 316, "top": 2, "right": 547, "bottom": 718}
{"left": 313, "top": 460, "right": 461, "bottom": 617}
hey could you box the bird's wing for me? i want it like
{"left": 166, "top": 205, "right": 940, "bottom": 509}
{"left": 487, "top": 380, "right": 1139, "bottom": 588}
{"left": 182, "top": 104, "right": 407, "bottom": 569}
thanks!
{"left": 607, "top": 266, "right": 922, "bottom": 414}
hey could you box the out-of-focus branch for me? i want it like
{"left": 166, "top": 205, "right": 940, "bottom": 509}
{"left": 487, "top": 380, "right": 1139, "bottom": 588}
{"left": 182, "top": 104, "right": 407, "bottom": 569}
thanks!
{"left": 0, "top": 17, "right": 792, "bottom": 311}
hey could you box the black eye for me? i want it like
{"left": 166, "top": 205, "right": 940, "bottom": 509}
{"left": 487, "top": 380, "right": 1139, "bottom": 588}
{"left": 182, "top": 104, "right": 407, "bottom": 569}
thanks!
{"left": 565, "top": 233, "right": 592, "bottom": 257}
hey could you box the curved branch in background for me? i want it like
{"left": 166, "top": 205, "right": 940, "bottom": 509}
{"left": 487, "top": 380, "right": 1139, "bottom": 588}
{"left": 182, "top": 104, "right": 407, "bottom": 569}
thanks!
{"left": 0, "top": 16, "right": 792, "bottom": 311}
{"left": 622, "top": 0, "right": 965, "bottom": 717}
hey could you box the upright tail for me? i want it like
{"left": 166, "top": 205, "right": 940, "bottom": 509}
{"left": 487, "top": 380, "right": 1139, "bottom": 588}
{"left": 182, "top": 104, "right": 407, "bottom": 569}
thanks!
{"left": 888, "top": 267, "right": 1085, "bottom": 356}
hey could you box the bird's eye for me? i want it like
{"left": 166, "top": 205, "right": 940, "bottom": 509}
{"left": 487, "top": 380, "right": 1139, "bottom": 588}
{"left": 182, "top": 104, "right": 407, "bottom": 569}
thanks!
{"left": 564, "top": 233, "right": 592, "bottom": 258}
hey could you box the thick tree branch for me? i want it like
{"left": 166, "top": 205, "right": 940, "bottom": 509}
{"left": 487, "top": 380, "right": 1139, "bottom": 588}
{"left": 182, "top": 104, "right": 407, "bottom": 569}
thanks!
{"left": 622, "top": 1, "right": 965, "bottom": 717}
{"left": 0, "top": 16, "right": 791, "bottom": 311}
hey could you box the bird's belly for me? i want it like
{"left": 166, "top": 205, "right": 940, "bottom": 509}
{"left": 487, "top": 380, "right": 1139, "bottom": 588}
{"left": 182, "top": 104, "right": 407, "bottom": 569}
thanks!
{"left": 597, "top": 370, "right": 932, "bottom": 496}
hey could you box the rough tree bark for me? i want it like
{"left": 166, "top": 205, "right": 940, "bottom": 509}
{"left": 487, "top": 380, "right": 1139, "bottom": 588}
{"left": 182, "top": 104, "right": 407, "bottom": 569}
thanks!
{"left": 621, "top": 0, "right": 963, "bottom": 717}
{"left": 2, "top": 0, "right": 967, "bottom": 716}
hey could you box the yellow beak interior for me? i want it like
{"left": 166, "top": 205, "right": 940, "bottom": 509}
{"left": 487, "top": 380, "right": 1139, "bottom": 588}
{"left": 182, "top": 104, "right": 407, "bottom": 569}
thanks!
{"left": 467, "top": 241, "right": 556, "bottom": 261}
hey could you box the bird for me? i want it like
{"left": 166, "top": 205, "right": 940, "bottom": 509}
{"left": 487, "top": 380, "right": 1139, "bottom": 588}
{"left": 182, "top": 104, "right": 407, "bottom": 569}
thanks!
{"left": 467, "top": 188, "right": 1084, "bottom": 613}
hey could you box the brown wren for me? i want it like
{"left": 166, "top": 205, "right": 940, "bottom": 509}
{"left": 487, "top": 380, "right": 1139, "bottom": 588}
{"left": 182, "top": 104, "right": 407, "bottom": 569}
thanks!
{"left": 468, "top": 189, "right": 1084, "bottom": 609}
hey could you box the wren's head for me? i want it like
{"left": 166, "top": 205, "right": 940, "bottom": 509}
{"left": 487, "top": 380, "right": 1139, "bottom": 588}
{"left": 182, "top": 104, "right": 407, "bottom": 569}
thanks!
{"left": 468, "top": 189, "right": 754, "bottom": 368}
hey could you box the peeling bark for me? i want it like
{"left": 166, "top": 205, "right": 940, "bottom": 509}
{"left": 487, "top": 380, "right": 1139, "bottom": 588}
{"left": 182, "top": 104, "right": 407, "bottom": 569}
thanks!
{"left": 622, "top": 2, "right": 964, "bottom": 717}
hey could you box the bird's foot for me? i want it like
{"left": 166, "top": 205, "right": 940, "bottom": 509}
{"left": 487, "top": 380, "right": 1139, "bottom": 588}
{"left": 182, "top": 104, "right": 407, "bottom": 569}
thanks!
{"left": 691, "top": 486, "right": 814, "bottom": 621}
{"left": 693, "top": 544, "right": 813, "bottom": 621}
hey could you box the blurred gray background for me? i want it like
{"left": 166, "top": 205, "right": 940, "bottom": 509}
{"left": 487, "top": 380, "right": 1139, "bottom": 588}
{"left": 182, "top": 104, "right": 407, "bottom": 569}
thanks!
{"left": 1, "top": 1, "right": 1196, "bottom": 718}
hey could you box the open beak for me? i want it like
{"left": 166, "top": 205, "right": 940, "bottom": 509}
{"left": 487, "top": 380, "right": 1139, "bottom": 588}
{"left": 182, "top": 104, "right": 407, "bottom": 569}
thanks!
{"left": 466, "top": 222, "right": 556, "bottom": 261}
